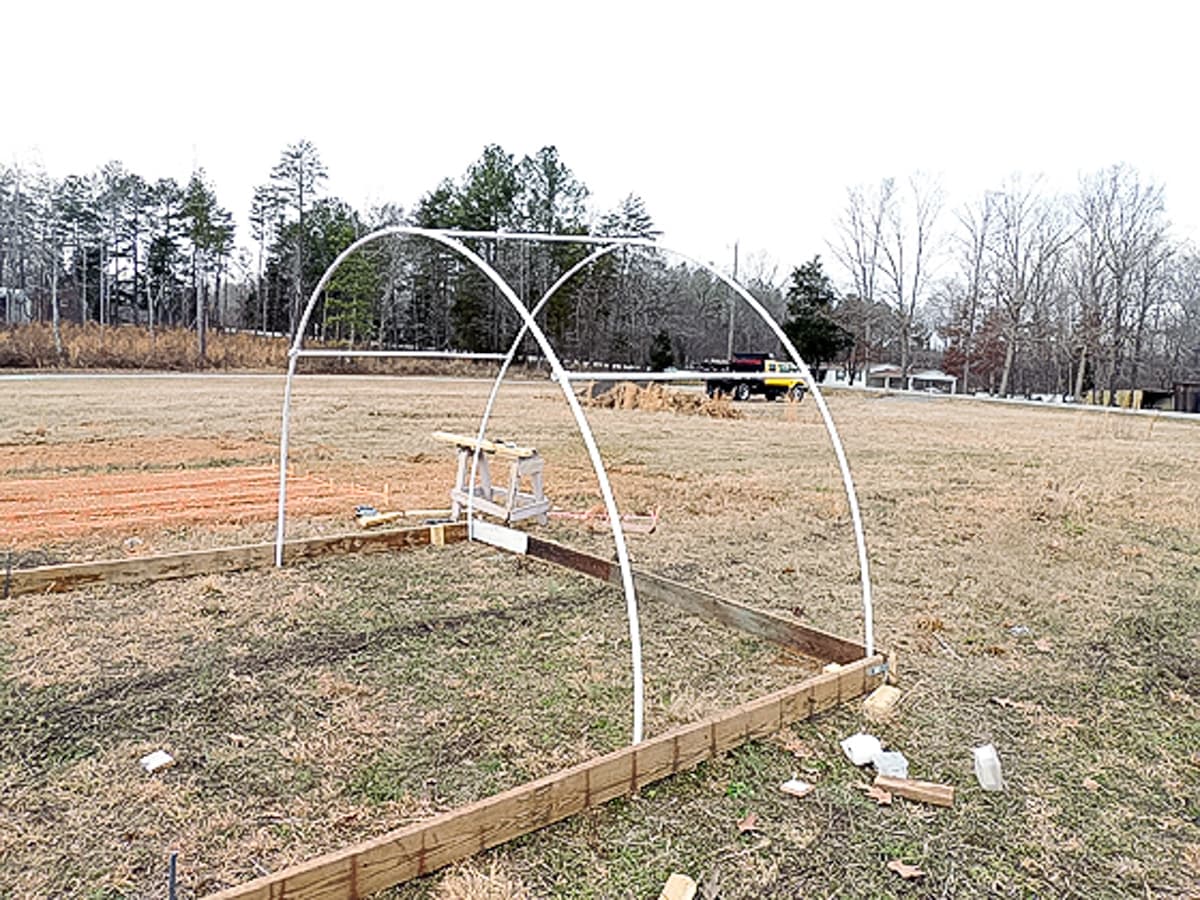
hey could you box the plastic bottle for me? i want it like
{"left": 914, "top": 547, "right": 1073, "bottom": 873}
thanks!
{"left": 973, "top": 743, "right": 1004, "bottom": 791}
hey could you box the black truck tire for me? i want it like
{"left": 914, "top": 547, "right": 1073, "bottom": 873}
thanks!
{"left": 733, "top": 382, "right": 752, "bottom": 402}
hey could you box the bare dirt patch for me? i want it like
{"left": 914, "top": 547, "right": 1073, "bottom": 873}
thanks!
{"left": 0, "top": 467, "right": 384, "bottom": 547}
{"left": 0, "top": 435, "right": 278, "bottom": 477}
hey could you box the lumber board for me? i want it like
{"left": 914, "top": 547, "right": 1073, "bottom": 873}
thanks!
{"left": 525, "top": 536, "right": 866, "bottom": 664}
{"left": 2, "top": 523, "right": 468, "bottom": 598}
{"left": 873, "top": 774, "right": 955, "bottom": 807}
{"left": 431, "top": 430, "right": 536, "bottom": 458}
{"left": 202, "top": 653, "right": 886, "bottom": 900}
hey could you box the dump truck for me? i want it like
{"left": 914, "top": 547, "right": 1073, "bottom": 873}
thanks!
{"left": 703, "top": 352, "right": 807, "bottom": 402}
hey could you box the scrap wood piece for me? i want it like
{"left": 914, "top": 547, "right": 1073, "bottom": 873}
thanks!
{"left": 431, "top": 430, "right": 536, "bottom": 458}
{"left": 873, "top": 774, "right": 955, "bottom": 808}
{"left": 862, "top": 683, "right": 902, "bottom": 721}
{"left": 886, "top": 859, "right": 925, "bottom": 879}
{"left": 356, "top": 510, "right": 405, "bottom": 529}
{"left": 659, "top": 873, "right": 697, "bottom": 900}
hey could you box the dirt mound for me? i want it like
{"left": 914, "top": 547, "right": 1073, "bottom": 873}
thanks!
{"left": 579, "top": 381, "right": 742, "bottom": 418}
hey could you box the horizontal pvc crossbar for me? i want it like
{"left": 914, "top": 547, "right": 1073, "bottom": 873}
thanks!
{"left": 562, "top": 369, "right": 803, "bottom": 382}
{"left": 426, "top": 230, "right": 653, "bottom": 247}
{"left": 293, "top": 349, "right": 507, "bottom": 360}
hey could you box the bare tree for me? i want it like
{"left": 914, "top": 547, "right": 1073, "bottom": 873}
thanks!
{"left": 830, "top": 180, "right": 892, "bottom": 377}
{"left": 988, "top": 177, "right": 1072, "bottom": 395}
{"left": 877, "top": 173, "right": 943, "bottom": 376}
{"left": 1070, "top": 165, "right": 1167, "bottom": 400}
{"left": 950, "top": 191, "right": 995, "bottom": 393}
{"left": 832, "top": 180, "right": 890, "bottom": 303}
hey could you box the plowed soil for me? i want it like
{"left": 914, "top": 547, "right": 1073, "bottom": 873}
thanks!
{"left": 0, "top": 466, "right": 381, "bottom": 546}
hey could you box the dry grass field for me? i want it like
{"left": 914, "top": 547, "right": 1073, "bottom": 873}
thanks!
{"left": 1, "top": 373, "right": 1198, "bottom": 899}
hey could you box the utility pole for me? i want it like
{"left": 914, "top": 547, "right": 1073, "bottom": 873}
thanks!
{"left": 726, "top": 240, "right": 738, "bottom": 360}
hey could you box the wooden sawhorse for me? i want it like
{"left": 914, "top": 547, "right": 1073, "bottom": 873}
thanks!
{"left": 432, "top": 431, "right": 551, "bottom": 525}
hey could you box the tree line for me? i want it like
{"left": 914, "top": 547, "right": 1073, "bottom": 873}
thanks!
{"left": 830, "top": 167, "right": 1200, "bottom": 396}
{"left": 2, "top": 145, "right": 1197, "bottom": 394}
{"left": 0, "top": 162, "right": 236, "bottom": 359}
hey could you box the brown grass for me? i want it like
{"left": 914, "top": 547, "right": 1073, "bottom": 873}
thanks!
{"left": 0, "top": 323, "right": 533, "bottom": 377}
{"left": 434, "top": 861, "right": 530, "bottom": 900}
{"left": 1, "top": 377, "right": 1199, "bottom": 898}
{"left": 0, "top": 323, "right": 287, "bottom": 370}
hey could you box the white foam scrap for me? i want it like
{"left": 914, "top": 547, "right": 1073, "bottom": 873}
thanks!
{"left": 840, "top": 733, "right": 882, "bottom": 766}
{"left": 140, "top": 750, "right": 174, "bottom": 773}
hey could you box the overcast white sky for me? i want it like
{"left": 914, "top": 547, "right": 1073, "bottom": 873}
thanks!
{"left": 6, "top": 0, "right": 1199, "bottom": 282}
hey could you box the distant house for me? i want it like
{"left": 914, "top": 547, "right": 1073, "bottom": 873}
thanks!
{"left": 865, "top": 364, "right": 957, "bottom": 394}
{"left": 1146, "top": 383, "right": 1200, "bottom": 413}
{"left": 1088, "top": 382, "right": 1200, "bottom": 413}
{"left": 1175, "top": 382, "right": 1200, "bottom": 414}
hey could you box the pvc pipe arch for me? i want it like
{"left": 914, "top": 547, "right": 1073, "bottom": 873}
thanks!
{"left": 273, "top": 227, "right": 648, "bottom": 743}
{"left": 275, "top": 226, "right": 877, "bottom": 747}
{"left": 466, "top": 232, "right": 877, "bottom": 656}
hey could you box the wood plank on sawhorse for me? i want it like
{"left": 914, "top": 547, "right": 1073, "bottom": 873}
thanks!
{"left": 432, "top": 431, "right": 551, "bottom": 525}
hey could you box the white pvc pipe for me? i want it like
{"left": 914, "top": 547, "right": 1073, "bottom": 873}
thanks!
{"left": 464, "top": 233, "right": 876, "bottom": 656}
{"left": 295, "top": 349, "right": 506, "bottom": 360}
{"left": 273, "top": 229, "right": 649, "bottom": 743}
{"left": 467, "top": 244, "right": 647, "bottom": 742}
{"left": 673, "top": 260, "right": 876, "bottom": 657}
{"left": 429, "top": 235, "right": 646, "bottom": 745}
{"left": 276, "top": 228, "right": 876, "bottom": 723}
{"left": 274, "top": 351, "right": 300, "bottom": 567}
{"left": 560, "top": 369, "right": 802, "bottom": 382}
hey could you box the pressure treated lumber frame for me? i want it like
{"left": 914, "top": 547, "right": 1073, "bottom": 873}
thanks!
{"left": 3, "top": 525, "right": 884, "bottom": 899}
{"left": 1, "top": 523, "right": 468, "bottom": 599}
{"left": 523, "top": 536, "right": 866, "bottom": 665}
{"left": 205, "top": 656, "right": 883, "bottom": 900}
{"left": 203, "top": 531, "right": 882, "bottom": 899}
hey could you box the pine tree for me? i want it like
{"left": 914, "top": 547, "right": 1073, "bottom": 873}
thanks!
{"left": 783, "top": 255, "right": 852, "bottom": 372}
{"left": 269, "top": 140, "right": 327, "bottom": 337}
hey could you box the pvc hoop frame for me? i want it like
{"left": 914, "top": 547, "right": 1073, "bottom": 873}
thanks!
{"left": 275, "top": 228, "right": 877, "bottom": 744}
{"left": 274, "top": 228, "right": 647, "bottom": 743}
{"left": 559, "top": 370, "right": 807, "bottom": 382}
{"left": 465, "top": 232, "right": 875, "bottom": 657}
